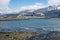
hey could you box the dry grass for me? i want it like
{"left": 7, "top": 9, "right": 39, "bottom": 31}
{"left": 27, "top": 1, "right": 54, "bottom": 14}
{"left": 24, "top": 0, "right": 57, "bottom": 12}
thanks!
{"left": 0, "top": 32, "right": 40, "bottom": 40}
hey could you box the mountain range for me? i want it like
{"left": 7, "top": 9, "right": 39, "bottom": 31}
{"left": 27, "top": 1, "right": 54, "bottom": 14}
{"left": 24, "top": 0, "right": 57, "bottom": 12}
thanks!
{"left": 17, "top": 5, "right": 60, "bottom": 18}
{"left": 0, "top": 5, "right": 60, "bottom": 18}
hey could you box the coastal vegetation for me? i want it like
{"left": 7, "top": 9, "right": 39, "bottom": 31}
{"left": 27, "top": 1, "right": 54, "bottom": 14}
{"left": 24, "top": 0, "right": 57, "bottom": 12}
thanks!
{"left": 0, "top": 31, "right": 60, "bottom": 40}
{"left": 0, "top": 31, "right": 40, "bottom": 40}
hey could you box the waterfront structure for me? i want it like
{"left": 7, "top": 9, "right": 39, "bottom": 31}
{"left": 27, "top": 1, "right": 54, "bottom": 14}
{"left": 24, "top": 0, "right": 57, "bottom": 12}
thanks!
{"left": 21, "top": 12, "right": 45, "bottom": 17}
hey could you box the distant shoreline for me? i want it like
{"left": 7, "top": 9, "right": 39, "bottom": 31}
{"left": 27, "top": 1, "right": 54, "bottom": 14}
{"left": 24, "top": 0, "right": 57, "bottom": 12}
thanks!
{"left": 0, "top": 17, "right": 29, "bottom": 21}
{"left": 0, "top": 16, "right": 50, "bottom": 21}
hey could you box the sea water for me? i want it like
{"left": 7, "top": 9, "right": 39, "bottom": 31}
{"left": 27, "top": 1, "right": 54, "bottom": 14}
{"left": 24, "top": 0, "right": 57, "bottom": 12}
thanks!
{"left": 0, "top": 18, "right": 60, "bottom": 32}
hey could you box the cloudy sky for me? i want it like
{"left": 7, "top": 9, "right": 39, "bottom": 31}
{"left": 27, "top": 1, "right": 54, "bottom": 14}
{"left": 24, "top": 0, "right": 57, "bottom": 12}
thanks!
{"left": 0, "top": 0, "right": 60, "bottom": 13}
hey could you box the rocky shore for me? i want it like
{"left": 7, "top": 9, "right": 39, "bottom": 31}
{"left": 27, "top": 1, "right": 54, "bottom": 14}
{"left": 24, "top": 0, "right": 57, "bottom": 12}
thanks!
{"left": 0, "top": 31, "right": 60, "bottom": 40}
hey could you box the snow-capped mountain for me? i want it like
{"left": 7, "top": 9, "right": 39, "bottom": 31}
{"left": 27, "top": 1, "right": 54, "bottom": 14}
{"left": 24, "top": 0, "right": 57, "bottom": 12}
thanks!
{"left": 0, "top": 5, "right": 60, "bottom": 18}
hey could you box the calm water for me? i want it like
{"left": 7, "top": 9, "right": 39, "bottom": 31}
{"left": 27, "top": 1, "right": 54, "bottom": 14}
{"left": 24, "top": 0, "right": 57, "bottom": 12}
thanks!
{"left": 0, "top": 18, "right": 60, "bottom": 32}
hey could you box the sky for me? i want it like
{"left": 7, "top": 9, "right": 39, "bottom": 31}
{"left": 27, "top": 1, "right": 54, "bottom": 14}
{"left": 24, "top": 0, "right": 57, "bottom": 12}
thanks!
{"left": 0, "top": 0, "right": 60, "bottom": 13}
{"left": 10, "top": 0, "right": 48, "bottom": 9}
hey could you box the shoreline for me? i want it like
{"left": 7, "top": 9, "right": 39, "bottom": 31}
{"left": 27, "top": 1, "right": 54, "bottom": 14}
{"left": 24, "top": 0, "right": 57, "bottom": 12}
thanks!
{"left": 0, "top": 31, "right": 60, "bottom": 40}
{"left": 0, "top": 16, "right": 50, "bottom": 21}
{"left": 0, "top": 17, "right": 29, "bottom": 21}
{"left": 0, "top": 31, "right": 40, "bottom": 40}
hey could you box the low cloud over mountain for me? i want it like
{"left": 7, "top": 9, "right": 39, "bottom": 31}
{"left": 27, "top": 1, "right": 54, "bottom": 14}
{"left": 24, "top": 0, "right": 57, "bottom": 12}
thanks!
{"left": 48, "top": 0, "right": 60, "bottom": 6}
